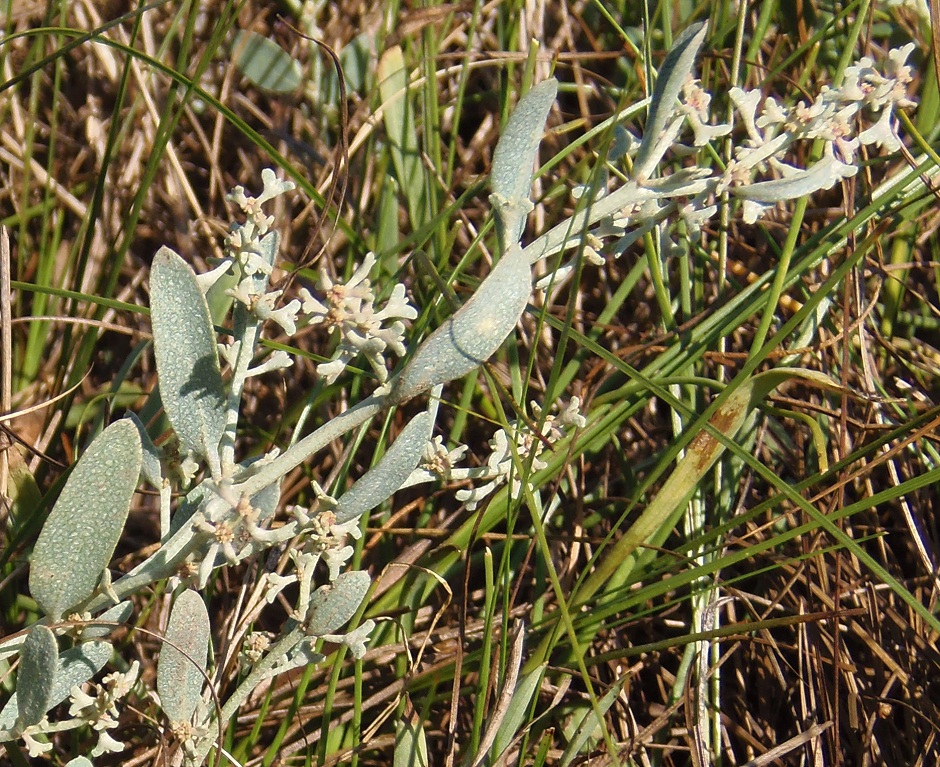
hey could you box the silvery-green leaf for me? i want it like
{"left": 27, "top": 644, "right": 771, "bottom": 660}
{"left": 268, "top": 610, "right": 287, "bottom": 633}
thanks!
{"left": 334, "top": 411, "right": 433, "bottom": 524}
{"left": 0, "top": 641, "right": 112, "bottom": 732}
{"left": 151, "top": 246, "right": 226, "bottom": 467}
{"left": 234, "top": 31, "right": 303, "bottom": 93}
{"left": 124, "top": 412, "right": 163, "bottom": 489}
{"left": 265, "top": 638, "right": 325, "bottom": 680}
{"left": 168, "top": 478, "right": 212, "bottom": 537}
{"left": 16, "top": 625, "right": 57, "bottom": 729}
{"left": 490, "top": 78, "right": 557, "bottom": 249}
{"left": 730, "top": 155, "right": 858, "bottom": 205}
{"left": 81, "top": 601, "right": 134, "bottom": 640}
{"left": 393, "top": 244, "right": 530, "bottom": 402}
{"left": 633, "top": 23, "right": 708, "bottom": 179}
{"left": 253, "top": 478, "right": 281, "bottom": 520}
{"left": 305, "top": 570, "right": 371, "bottom": 635}
{"left": 157, "top": 590, "right": 210, "bottom": 725}
{"left": 29, "top": 420, "right": 142, "bottom": 621}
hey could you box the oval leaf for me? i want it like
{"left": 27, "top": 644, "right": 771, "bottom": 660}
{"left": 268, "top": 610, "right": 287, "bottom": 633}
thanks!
{"left": 334, "top": 411, "right": 433, "bottom": 524}
{"left": 0, "top": 641, "right": 113, "bottom": 732}
{"left": 157, "top": 590, "right": 210, "bottom": 725}
{"left": 151, "top": 246, "right": 226, "bottom": 467}
{"left": 305, "top": 570, "right": 371, "bottom": 636}
{"left": 393, "top": 244, "right": 530, "bottom": 402}
{"left": 16, "top": 625, "right": 58, "bottom": 729}
{"left": 490, "top": 78, "right": 557, "bottom": 248}
{"left": 633, "top": 22, "right": 708, "bottom": 179}
{"left": 234, "top": 30, "right": 303, "bottom": 93}
{"left": 81, "top": 600, "right": 135, "bottom": 640}
{"left": 30, "top": 420, "right": 142, "bottom": 620}
{"left": 124, "top": 412, "right": 163, "bottom": 489}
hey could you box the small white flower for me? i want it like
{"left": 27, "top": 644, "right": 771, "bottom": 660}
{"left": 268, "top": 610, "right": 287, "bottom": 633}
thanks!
{"left": 680, "top": 77, "right": 732, "bottom": 146}
{"left": 91, "top": 728, "right": 127, "bottom": 756}
{"left": 21, "top": 726, "right": 53, "bottom": 757}
{"left": 344, "top": 619, "right": 376, "bottom": 659}
{"left": 300, "top": 253, "right": 417, "bottom": 384}
{"left": 246, "top": 350, "right": 294, "bottom": 377}
{"left": 859, "top": 107, "right": 901, "bottom": 151}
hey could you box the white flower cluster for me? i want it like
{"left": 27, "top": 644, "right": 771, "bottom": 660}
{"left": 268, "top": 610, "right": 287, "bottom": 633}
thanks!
{"left": 13, "top": 661, "right": 141, "bottom": 758}
{"left": 198, "top": 169, "right": 419, "bottom": 391}
{"left": 66, "top": 662, "right": 140, "bottom": 756}
{"left": 566, "top": 43, "right": 918, "bottom": 268}
{"left": 407, "top": 398, "right": 586, "bottom": 510}
{"left": 300, "top": 252, "right": 418, "bottom": 385}
{"left": 264, "top": 503, "right": 361, "bottom": 616}
{"left": 721, "top": 43, "right": 917, "bottom": 222}
{"left": 208, "top": 169, "right": 300, "bottom": 381}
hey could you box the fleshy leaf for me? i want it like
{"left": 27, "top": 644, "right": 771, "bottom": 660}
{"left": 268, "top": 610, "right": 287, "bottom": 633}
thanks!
{"left": 489, "top": 78, "right": 557, "bottom": 248}
{"left": 730, "top": 155, "right": 858, "bottom": 223}
{"left": 0, "top": 641, "right": 113, "bottom": 732}
{"left": 151, "top": 246, "right": 226, "bottom": 468}
{"left": 234, "top": 31, "right": 303, "bottom": 93}
{"left": 81, "top": 601, "right": 135, "bottom": 640}
{"left": 157, "top": 589, "right": 210, "bottom": 726}
{"left": 392, "top": 244, "right": 530, "bottom": 402}
{"left": 262, "top": 637, "right": 326, "bottom": 681}
{"left": 16, "top": 625, "right": 58, "bottom": 730}
{"left": 305, "top": 570, "right": 371, "bottom": 635}
{"left": 29, "top": 420, "right": 142, "bottom": 620}
{"left": 633, "top": 22, "right": 708, "bottom": 179}
{"left": 124, "top": 412, "right": 163, "bottom": 489}
{"left": 334, "top": 410, "right": 433, "bottom": 524}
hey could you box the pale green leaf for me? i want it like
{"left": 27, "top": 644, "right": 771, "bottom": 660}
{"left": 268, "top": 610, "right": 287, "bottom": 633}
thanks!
{"left": 392, "top": 244, "right": 530, "bottom": 402}
{"left": 490, "top": 78, "right": 557, "bottom": 248}
{"left": 0, "top": 641, "right": 113, "bottom": 732}
{"left": 81, "top": 601, "right": 135, "bottom": 640}
{"left": 633, "top": 22, "right": 708, "bottom": 179}
{"left": 124, "top": 412, "right": 163, "bottom": 489}
{"left": 305, "top": 571, "right": 371, "bottom": 635}
{"left": 157, "top": 589, "right": 210, "bottom": 725}
{"left": 151, "top": 246, "right": 226, "bottom": 467}
{"left": 16, "top": 625, "right": 58, "bottom": 729}
{"left": 29, "top": 420, "right": 142, "bottom": 620}
{"left": 334, "top": 411, "right": 433, "bottom": 524}
{"left": 394, "top": 702, "right": 429, "bottom": 767}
